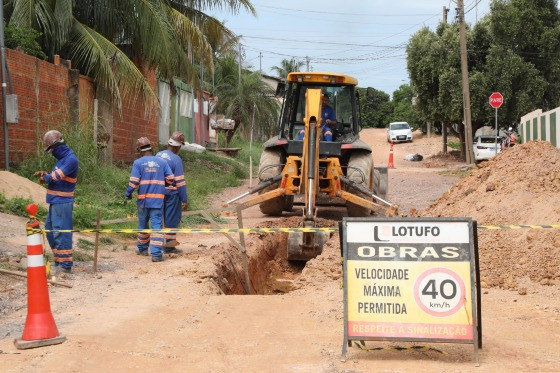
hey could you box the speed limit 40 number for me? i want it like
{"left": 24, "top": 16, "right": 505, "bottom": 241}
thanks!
{"left": 413, "top": 268, "right": 466, "bottom": 317}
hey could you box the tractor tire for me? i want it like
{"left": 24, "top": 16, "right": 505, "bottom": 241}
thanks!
{"left": 346, "top": 152, "right": 373, "bottom": 217}
{"left": 258, "top": 149, "right": 285, "bottom": 216}
{"left": 373, "top": 168, "right": 388, "bottom": 200}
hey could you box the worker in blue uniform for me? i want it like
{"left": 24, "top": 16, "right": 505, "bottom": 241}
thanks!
{"left": 156, "top": 131, "right": 189, "bottom": 252}
{"left": 125, "top": 137, "right": 174, "bottom": 262}
{"left": 34, "top": 130, "right": 79, "bottom": 273}
{"left": 299, "top": 93, "right": 336, "bottom": 141}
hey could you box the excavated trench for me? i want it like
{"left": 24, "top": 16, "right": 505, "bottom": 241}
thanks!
{"left": 213, "top": 232, "right": 306, "bottom": 295}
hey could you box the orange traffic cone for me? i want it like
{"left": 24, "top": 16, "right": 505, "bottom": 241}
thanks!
{"left": 14, "top": 204, "right": 66, "bottom": 349}
{"left": 388, "top": 142, "right": 395, "bottom": 169}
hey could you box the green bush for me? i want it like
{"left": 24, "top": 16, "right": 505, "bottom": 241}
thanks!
{"left": 5, "top": 22, "right": 47, "bottom": 60}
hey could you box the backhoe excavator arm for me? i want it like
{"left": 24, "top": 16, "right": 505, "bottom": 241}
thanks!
{"left": 301, "top": 89, "right": 323, "bottom": 225}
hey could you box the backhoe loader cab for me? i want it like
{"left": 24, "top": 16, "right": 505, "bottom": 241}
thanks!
{"left": 256, "top": 72, "right": 389, "bottom": 260}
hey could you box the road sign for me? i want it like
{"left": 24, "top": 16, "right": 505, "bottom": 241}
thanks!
{"left": 489, "top": 92, "right": 503, "bottom": 109}
{"left": 340, "top": 217, "right": 481, "bottom": 363}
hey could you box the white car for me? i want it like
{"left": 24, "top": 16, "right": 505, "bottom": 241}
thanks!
{"left": 473, "top": 136, "right": 502, "bottom": 162}
{"left": 387, "top": 122, "right": 413, "bottom": 143}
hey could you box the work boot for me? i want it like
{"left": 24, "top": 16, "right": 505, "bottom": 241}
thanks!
{"left": 162, "top": 240, "right": 179, "bottom": 248}
{"left": 135, "top": 248, "right": 148, "bottom": 256}
{"left": 151, "top": 256, "right": 164, "bottom": 263}
{"left": 163, "top": 247, "right": 183, "bottom": 254}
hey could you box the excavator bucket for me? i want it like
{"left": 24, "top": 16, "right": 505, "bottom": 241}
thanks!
{"left": 287, "top": 231, "right": 329, "bottom": 261}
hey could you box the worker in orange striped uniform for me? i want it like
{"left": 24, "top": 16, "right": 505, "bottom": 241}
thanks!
{"left": 34, "top": 130, "right": 78, "bottom": 273}
{"left": 125, "top": 137, "right": 174, "bottom": 262}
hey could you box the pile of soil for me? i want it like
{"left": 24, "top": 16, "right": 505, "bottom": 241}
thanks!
{"left": 421, "top": 141, "right": 560, "bottom": 289}
{"left": 0, "top": 171, "right": 47, "bottom": 207}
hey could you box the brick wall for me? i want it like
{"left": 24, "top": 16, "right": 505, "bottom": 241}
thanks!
{"left": 112, "top": 67, "right": 159, "bottom": 164}
{"left": 0, "top": 48, "right": 159, "bottom": 167}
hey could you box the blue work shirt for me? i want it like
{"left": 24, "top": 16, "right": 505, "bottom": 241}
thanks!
{"left": 156, "top": 149, "right": 188, "bottom": 203}
{"left": 125, "top": 155, "right": 174, "bottom": 209}
{"left": 42, "top": 145, "right": 79, "bottom": 204}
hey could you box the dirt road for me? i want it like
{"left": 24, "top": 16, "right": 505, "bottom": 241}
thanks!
{"left": 1, "top": 129, "right": 559, "bottom": 372}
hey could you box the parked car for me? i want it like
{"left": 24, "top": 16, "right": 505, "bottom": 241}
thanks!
{"left": 387, "top": 122, "right": 413, "bottom": 143}
{"left": 473, "top": 136, "right": 502, "bottom": 162}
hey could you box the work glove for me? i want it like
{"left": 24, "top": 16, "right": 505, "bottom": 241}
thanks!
{"left": 34, "top": 171, "right": 47, "bottom": 184}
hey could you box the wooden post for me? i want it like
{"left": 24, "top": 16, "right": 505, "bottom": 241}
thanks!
{"left": 93, "top": 209, "right": 100, "bottom": 272}
{"left": 236, "top": 206, "right": 251, "bottom": 295}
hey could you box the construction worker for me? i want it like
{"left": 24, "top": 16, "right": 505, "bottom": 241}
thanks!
{"left": 125, "top": 137, "right": 174, "bottom": 262}
{"left": 298, "top": 93, "right": 335, "bottom": 141}
{"left": 156, "top": 131, "right": 189, "bottom": 252}
{"left": 34, "top": 130, "right": 78, "bottom": 273}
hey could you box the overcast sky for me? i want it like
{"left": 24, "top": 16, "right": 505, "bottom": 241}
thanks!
{"left": 209, "top": 0, "right": 491, "bottom": 96}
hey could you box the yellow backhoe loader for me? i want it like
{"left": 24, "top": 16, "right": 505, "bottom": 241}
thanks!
{"left": 228, "top": 72, "right": 390, "bottom": 261}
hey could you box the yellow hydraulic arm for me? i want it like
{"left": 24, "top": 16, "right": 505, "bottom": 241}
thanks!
{"left": 301, "top": 88, "right": 323, "bottom": 224}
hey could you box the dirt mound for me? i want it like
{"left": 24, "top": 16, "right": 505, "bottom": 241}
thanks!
{"left": 0, "top": 171, "right": 47, "bottom": 207}
{"left": 420, "top": 141, "right": 560, "bottom": 289}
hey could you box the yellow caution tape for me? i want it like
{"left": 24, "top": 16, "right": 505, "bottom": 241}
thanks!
{"left": 478, "top": 224, "right": 560, "bottom": 230}
{"left": 30, "top": 224, "right": 560, "bottom": 234}
{"left": 31, "top": 227, "right": 339, "bottom": 234}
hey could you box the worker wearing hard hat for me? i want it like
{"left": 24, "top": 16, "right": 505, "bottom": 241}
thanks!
{"left": 125, "top": 137, "right": 174, "bottom": 262}
{"left": 156, "top": 131, "right": 189, "bottom": 252}
{"left": 34, "top": 130, "right": 79, "bottom": 274}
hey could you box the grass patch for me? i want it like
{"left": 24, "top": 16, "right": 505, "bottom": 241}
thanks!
{"left": 7, "top": 121, "right": 259, "bottom": 232}
{"left": 182, "top": 213, "right": 227, "bottom": 226}
{"left": 438, "top": 169, "right": 471, "bottom": 178}
{"left": 100, "top": 236, "right": 115, "bottom": 245}
{"left": 77, "top": 238, "right": 94, "bottom": 251}
{"left": 73, "top": 249, "right": 93, "bottom": 262}
{"left": 447, "top": 140, "right": 461, "bottom": 150}
{"left": 0, "top": 193, "right": 48, "bottom": 220}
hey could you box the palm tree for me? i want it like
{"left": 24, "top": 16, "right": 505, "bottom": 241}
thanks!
{"left": 271, "top": 58, "right": 305, "bottom": 80}
{"left": 7, "top": 0, "right": 255, "bottom": 109}
{"left": 213, "top": 57, "right": 279, "bottom": 144}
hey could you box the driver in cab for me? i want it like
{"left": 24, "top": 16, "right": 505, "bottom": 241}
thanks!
{"left": 298, "top": 93, "right": 336, "bottom": 142}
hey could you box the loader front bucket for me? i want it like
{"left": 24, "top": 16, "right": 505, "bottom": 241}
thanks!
{"left": 286, "top": 231, "right": 329, "bottom": 261}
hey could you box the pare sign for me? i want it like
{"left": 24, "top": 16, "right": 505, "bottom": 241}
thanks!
{"left": 340, "top": 217, "right": 481, "bottom": 363}
{"left": 489, "top": 92, "right": 503, "bottom": 109}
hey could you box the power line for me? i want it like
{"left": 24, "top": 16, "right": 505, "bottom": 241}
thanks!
{"left": 242, "top": 35, "right": 407, "bottom": 48}
{"left": 257, "top": 4, "right": 436, "bottom": 17}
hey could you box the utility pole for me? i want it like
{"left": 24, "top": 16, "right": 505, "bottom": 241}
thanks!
{"left": 259, "top": 52, "right": 262, "bottom": 74}
{"left": 306, "top": 56, "right": 310, "bottom": 71}
{"left": 0, "top": 0, "right": 9, "bottom": 170}
{"left": 443, "top": 5, "right": 449, "bottom": 24}
{"left": 441, "top": 5, "right": 449, "bottom": 151}
{"left": 457, "top": 0, "right": 474, "bottom": 164}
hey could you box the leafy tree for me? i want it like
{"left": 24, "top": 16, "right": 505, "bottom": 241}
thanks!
{"left": 5, "top": 22, "right": 47, "bottom": 59}
{"left": 212, "top": 57, "right": 279, "bottom": 144}
{"left": 357, "top": 87, "right": 392, "bottom": 128}
{"left": 490, "top": 0, "right": 560, "bottom": 108}
{"left": 7, "top": 0, "right": 255, "bottom": 109}
{"left": 271, "top": 58, "right": 305, "bottom": 80}
{"left": 389, "top": 84, "right": 418, "bottom": 127}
